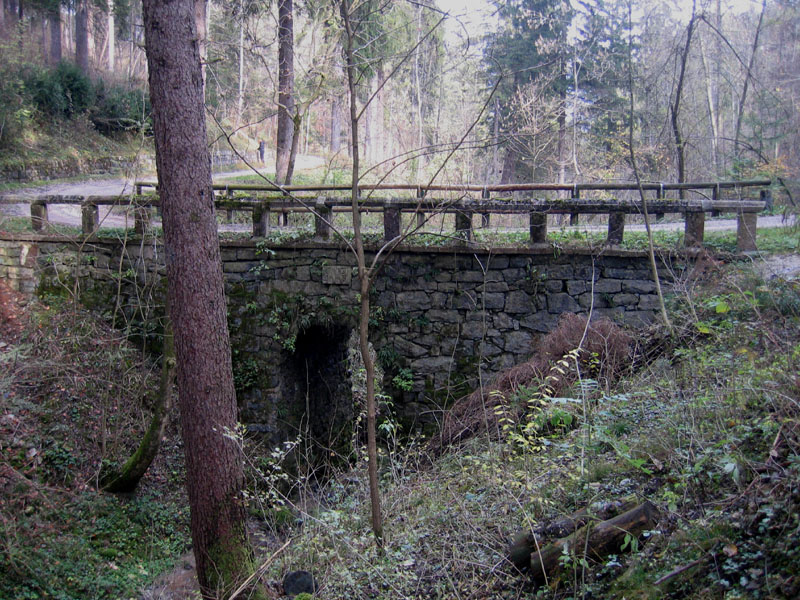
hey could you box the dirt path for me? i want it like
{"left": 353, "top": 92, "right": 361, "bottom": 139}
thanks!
{"left": 0, "top": 160, "right": 794, "bottom": 237}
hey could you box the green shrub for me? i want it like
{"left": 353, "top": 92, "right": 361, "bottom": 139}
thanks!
{"left": 92, "top": 81, "right": 151, "bottom": 133}
{"left": 25, "top": 62, "right": 95, "bottom": 118}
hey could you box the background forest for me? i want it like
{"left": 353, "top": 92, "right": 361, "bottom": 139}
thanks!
{"left": 0, "top": 0, "right": 798, "bottom": 198}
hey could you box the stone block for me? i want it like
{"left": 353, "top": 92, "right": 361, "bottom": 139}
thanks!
{"left": 544, "top": 280, "right": 563, "bottom": 292}
{"left": 547, "top": 293, "right": 582, "bottom": 313}
{"left": 435, "top": 271, "right": 452, "bottom": 283}
{"left": 426, "top": 309, "right": 461, "bottom": 324}
{"left": 454, "top": 290, "right": 478, "bottom": 310}
{"left": 504, "top": 330, "right": 532, "bottom": 354}
{"left": 393, "top": 337, "right": 429, "bottom": 358}
{"left": 430, "top": 292, "right": 449, "bottom": 309}
{"left": 622, "top": 279, "right": 656, "bottom": 294}
{"left": 484, "top": 281, "right": 509, "bottom": 293}
{"left": 454, "top": 271, "right": 488, "bottom": 283}
{"left": 477, "top": 340, "right": 503, "bottom": 357}
{"left": 593, "top": 279, "right": 622, "bottom": 293}
{"left": 543, "top": 264, "right": 574, "bottom": 279}
{"left": 223, "top": 261, "right": 254, "bottom": 273}
{"left": 322, "top": 265, "right": 352, "bottom": 286}
{"left": 376, "top": 291, "right": 395, "bottom": 307}
{"left": 397, "top": 291, "right": 432, "bottom": 311}
{"left": 566, "top": 280, "right": 586, "bottom": 295}
{"left": 461, "top": 321, "right": 488, "bottom": 340}
{"left": 492, "top": 312, "right": 517, "bottom": 331}
{"left": 485, "top": 256, "right": 509, "bottom": 269}
{"left": 505, "top": 290, "right": 533, "bottom": 313}
{"left": 638, "top": 294, "right": 661, "bottom": 310}
{"left": 519, "top": 311, "right": 558, "bottom": 333}
{"left": 612, "top": 293, "right": 640, "bottom": 307}
{"left": 411, "top": 356, "right": 454, "bottom": 374}
{"left": 482, "top": 293, "right": 506, "bottom": 310}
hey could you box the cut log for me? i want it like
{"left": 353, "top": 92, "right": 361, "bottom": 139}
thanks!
{"left": 528, "top": 501, "right": 658, "bottom": 583}
{"left": 507, "top": 499, "right": 638, "bottom": 571}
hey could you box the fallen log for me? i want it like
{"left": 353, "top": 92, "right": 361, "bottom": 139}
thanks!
{"left": 507, "top": 498, "right": 638, "bottom": 571}
{"left": 529, "top": 501, "right": 659, "bottom": 583}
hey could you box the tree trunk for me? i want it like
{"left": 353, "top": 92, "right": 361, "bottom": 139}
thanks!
{"left": 340, "top": 0, "right": 383, "bottom": 547}
{"left": 330, "top": 95, "right": 341, "bottom": 153}
{"left": 528, "top": 501, "right": 658, "bottom": 583}
{"left": 194, "top": 0, "right": 207, "bottom": 88}
{"left": 734, "top": 0, "right": 766, "bottom": 161}
{"left": 102, "top": 316, "right": 175, "bottom": 493}
{"left": 236, "top": 0, "right": 244, "bottom": 127}
{"left": 276, "top": 0, "right": 295, "bottom": 184}
{"left": 49, "top": 7, "right": 61, "bottom": 65}
{"left": 107, "top": 0, "right": 115, "bottom": 72}
{"left": 76, "top": 0, "right": 89, "bottom": 73}
{"left": 669, "top": 4, "right": 696, "bottom": 199}
{"left": 140, "top": 0, "right": 254, "bottom": 596}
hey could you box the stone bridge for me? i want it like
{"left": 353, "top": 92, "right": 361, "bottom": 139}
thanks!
{"left": 1, "top": 234, "right": 674, "bottom": 447}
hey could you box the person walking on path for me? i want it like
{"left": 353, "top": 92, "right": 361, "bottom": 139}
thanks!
{"left": 258, "top": 140, "right": 266, "bottom": 164}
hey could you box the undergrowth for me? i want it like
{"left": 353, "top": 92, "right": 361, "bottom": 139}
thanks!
{"left": 247, "top": 259, "right": 800, "bottom": 599}
{"left": 0, "top": 294, "right": 190, "bottom": 599}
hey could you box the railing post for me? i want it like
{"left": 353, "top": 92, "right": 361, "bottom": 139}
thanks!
{"left": 711, "top": 183, "right": 720, "bottom": 217}
{"left": 607, "top": 212, "right": 625, "bottom": 245}
{"left": 225, "top": 186, "right": 234, "bottom": 223}
{"left": 529, "top": 211, "right": 547, "bottom": 244}
{"left": 416, "top": 186, "right": 426, "bottom": 228}
{"left": 384, "top": 199, "right": 401, "bottom": 242}
{"left": 570, "top": 185, "right": 579, "bottom": 225}
{"left": 684, "top": 211, "right": 705, "bottom": 247}
{"left": 314, "top": 197, "right": 331, "bottom": 241}
{"left": 736, "top": 210, "right": 758, "bottom": 252}
{"left": 82, "top": 202, "right": 99, "bottom": 235}
{"left": 134, "top": 204, "right": 151, "bottom": 235}
{"left": 455, "top": 208, "right": 473, "bottom": 244}
{"left": 481, "top": 187, "right": 490, "bottom": 228}
{"left": 655, "top": 184, "right": 664, "bottom": 222}
{"left": 760, "top": 188, "right": 773, "bottom": 212}
{"left": 253, "top": 202, "right": 271, "bottom": 237}
{"left": 30, "top": 201, "right": 48, "bottom": 231}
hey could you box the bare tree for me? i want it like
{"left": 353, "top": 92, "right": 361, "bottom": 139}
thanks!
{"left": 276, "top": 0, "right": 295, "bottom": 184}
{"left": 140, "top": 0, "right": 255, "bottom": 596}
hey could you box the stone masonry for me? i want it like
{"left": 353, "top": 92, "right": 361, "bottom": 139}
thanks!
{"left": 0, "top": 236, "right": 672, "bottom": 437}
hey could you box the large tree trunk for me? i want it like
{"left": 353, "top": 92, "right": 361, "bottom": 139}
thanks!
{"left": 140, "top": 0, "right": 254, "bottom": 596}
{"left": 49, "top": 7, "right": 62, "bottom": 65}
{"left": 276, "top": 0, "right": 295, "bottom": 184}
{"left": 76, "top": 0, "right": 90, "bottom": 73}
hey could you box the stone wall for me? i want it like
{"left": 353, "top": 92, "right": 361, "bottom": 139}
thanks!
{"left": 0, "top": 235, "right": 673, "bottom": 440}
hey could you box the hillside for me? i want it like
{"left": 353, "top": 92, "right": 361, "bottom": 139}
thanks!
{"left": 0, "top": 251, "right": 799, "bottom": 599}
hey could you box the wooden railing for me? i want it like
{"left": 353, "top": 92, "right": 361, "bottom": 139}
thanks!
{"left": 1, "top": 179, "right": 772, "bottom": 251}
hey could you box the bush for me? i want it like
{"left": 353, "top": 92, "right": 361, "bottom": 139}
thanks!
{"left": 25, "top": 61, "right": 95, "bottom": 118}
{"left": 92, "top": 81, "right": 152, "bottom": 133}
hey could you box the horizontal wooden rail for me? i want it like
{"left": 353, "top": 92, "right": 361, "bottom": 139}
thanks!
{"left": 133, "top": 178, "right": 771, "bottom": 196}
{"left": 1, "top": 179, "right": 773, "bottom": 251}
